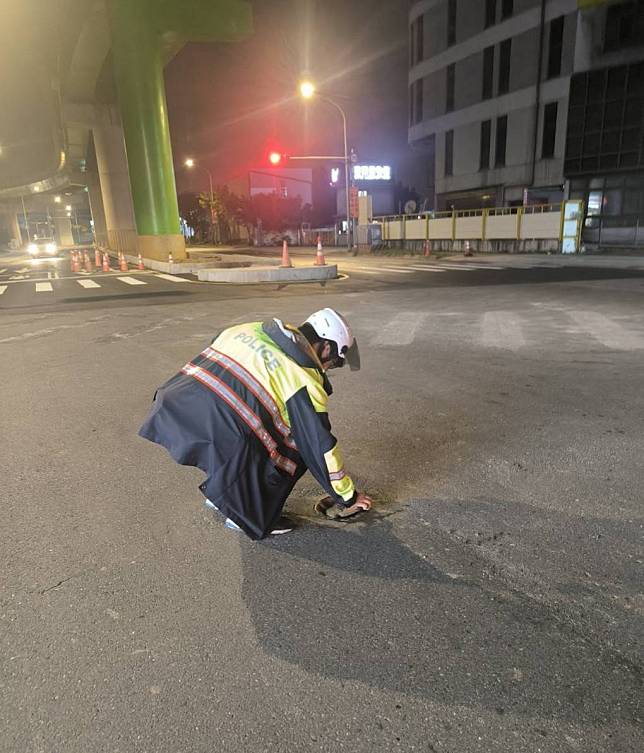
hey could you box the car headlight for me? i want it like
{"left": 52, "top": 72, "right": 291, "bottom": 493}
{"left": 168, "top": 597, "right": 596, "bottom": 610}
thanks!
{"left": 46, "top": 242, "right": 57, "bottom": 254}
{"left": 28, "top": 243, "right": 38, "bottom": 254}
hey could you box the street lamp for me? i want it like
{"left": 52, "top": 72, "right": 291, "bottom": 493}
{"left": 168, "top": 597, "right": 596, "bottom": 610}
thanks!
{"left": 184, "top": 157, "right": 216, "bottom": 244}
{"left": 299, "top": 79, "right": 352, "bottom": 250}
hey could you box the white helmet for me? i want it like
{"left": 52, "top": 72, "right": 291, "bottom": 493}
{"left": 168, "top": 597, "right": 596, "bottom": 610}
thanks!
{"left": 304, "top": 308, "right": 360, "bottom": 370}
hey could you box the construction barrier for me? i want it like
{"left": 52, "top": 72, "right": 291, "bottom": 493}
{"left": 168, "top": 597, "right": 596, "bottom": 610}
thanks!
{"left": 374, "top": 203, "right": 570, "bottom": 252}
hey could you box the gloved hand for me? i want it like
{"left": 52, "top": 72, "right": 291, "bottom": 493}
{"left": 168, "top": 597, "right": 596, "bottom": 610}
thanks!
{"left": 316, "top": 491, "right": 373, "bottom": 520}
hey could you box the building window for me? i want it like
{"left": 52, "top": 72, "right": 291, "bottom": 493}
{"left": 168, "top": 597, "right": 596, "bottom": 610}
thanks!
{"left": 495, "top": 115, "right": 507, "bottom": 167}
{"left": 416, "top": 14, "right": 424, "bottom": 64}
{"left": 409, "top": 21, "right": 414, "bottom": 66}
{"left": 565, "top": 62, "right": 644, "bottom": 175}
{"left": 485, "top": 0, "right": 496, "bottom": 28}
{"left": 547, "top": 16, "right": 564, "bottom": 79}
{"left": 542, "top": 102, "right": 558, "bottom": 158}
{"left": 410, "top": 79, "right": 424, "bottom": 125}
{"left": 447, "top": 0, "right": 456, "bottom": 47}
{"left": 498, "top": 39, "right": 511, "bottom": 94}
{"left": 501, "top": 0, "right": 513, "bottom": 20}
{"left": 482, "top": 46, "right": 494, "bottom": 100}
{"left": 480, "top": 120, "right": 491, "bottom": 169}
{"left": 445, "top": 130, "right": 454, "bottom": 176}
{"left": 446, "top": 64, "right": 455, "bottom": 112}
{"left": 604, "top": 2, "right": 644, "bottom": 52}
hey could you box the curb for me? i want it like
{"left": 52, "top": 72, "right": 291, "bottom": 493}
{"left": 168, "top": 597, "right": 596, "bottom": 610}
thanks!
{"left": 197, "top": 264, "right": 338, "bottom": 284}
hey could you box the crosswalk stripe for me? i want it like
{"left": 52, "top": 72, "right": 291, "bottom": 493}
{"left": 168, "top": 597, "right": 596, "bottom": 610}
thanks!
{"left": 154, "top": 273, "right": 189, "bottom": 282}
{"left": 569, "top": 310, "right": 644, "bottom": 350}
{"left": 35, "top": 282, "right": 53, "bottom": 292}
{"left": 0, "top": 285, "right": 7, "bottom": 295}
{"left": 481, "top": 311, "right": 526, "bottom": 350}
{"left": 406, "top": 265, "right": 447, "bottom": 272}
{"left": 117, "top": 276, "right": 147, "bottom": 286}
{"left": 77, "top": 279, "right": 101, "bottom": 289}
{"left": 359, "top": 266, "right": 416, "bottom": 274}
{"left": 378, "top": 311, "right": 430, "bottom": 346}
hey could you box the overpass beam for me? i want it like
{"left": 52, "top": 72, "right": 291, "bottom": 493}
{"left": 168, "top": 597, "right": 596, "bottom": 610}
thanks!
{"left": 107, "top": 1, "right": 184, "bottom": 261}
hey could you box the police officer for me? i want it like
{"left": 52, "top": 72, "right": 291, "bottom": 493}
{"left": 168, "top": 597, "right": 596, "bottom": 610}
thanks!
{"left": 139, "top": 308, "right": 372, "bottom": 539}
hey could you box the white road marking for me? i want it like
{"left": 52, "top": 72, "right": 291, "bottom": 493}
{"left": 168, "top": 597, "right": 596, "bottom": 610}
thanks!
{"left": 77, "top": 279, "right": 101, "bottom": 289}
{"left": 35, "top": 282, "right": 53, "bottom": 293}
{"left": 0, "top": 285, "right": 7, "bottom": 295}
{"left": 481, "top": 311, "right": 526, "bottom": 350}
{"left": 117, "top": 276, "right": 147, "bottom": 286}
{"left": 378, "top": 311, "right": 430, "bottom": 346}
{"left": 569, "top": 310, "right": 644, "bottom": 350}
{"left": 0, "top": 268, "right": 7, "bottom": 274}
{"left": 406, "top": 265, "right": 447, "bottom": 272}
{"left": 437, "top": 263, "right": 505, "bottom": 270}
{"left": 154, "top": 273, "right": 190, "bottom": 282}
{"left": 358, "top": 265, "right": 416, "bottom": 274}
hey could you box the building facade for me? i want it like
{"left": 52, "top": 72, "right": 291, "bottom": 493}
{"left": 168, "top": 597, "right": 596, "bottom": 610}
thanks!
{"left": 408, "top": 0, "right": 644, "bottom": 247}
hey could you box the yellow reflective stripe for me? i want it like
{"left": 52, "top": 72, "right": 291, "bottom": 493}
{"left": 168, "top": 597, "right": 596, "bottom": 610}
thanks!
{"left": 324, "top": 445, "right": 355, "bottom": 502}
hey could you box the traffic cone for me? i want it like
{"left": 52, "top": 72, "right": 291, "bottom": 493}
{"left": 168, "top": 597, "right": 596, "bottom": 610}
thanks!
{"left": 314, "top": 236, "right": 326, "bottom": 266}
{"left": 84, "top": 251, "right": 92, "bottom": 273}
{"left": 119, "top": 252, "right": 128, "bottom": 272}
{"left": 94, "top": 247, "right": 101, "bottom": 268}
{"left": 280, "top": 239, "right": 292, "bottom": 268}
{"left": 137, "top": 253, "right": 144, "bottom": 270}
{"left": 423, "top": 239, "right": 431, "bottom": 257}
{"left": 168, "top": 252, "right": 174, "bottom": 266}
{"left": 102, "top": 251, "right": 110, "bottom": 272}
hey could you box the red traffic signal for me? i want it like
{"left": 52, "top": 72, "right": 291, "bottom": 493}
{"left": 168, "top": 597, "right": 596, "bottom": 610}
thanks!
{"left": 268, "top": 151, "right": 282, "bottom": 166}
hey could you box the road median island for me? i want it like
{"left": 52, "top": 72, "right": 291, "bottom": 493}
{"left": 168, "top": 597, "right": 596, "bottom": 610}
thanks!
{"left": 197, "top": 263, "right": 338, "bottom": 283}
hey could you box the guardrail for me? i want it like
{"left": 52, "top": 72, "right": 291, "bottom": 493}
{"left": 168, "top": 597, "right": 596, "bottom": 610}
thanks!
{"left": 375, "top": 203, "right": 565, "bottom": 244}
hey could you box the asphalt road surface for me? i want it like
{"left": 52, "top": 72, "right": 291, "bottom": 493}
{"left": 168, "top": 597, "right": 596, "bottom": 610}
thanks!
{"left": 1, "top": 248, "right": 643, "bottom": 752}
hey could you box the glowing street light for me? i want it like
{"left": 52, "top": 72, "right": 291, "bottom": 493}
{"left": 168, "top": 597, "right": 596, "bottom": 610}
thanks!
{"left": 65, "top": 204, "right": 72, "bottom": 211}
{"left": 184, "top": 157, "right": 215, "bottom": 243}
{"left": 54, "top": 195, "right": 61, "bottom": 203}
{"left": 299, "top": 80, "right": 316, "bottom": 100}
{"left": 298, "top": 79, "right": 352, "bottom": 249}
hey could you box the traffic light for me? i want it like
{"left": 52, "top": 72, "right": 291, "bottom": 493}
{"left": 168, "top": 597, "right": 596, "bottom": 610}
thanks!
{"left": 268, "top": 151, "right": 282, "bottom": 166}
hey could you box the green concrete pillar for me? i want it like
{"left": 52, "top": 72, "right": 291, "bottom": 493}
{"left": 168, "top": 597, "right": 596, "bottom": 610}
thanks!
{"left": 108, "top": 0, "right": 184, "bottom": 260}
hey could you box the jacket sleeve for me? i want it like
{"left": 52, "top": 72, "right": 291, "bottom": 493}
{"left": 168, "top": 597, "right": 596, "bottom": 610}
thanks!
{"left": 285, "top": 386, "right": 356, "bottom": 506}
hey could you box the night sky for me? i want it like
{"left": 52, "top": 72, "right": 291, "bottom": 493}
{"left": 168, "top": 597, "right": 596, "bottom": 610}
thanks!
{"left": 165, "top": 0, "right": 425, "bottom": 198}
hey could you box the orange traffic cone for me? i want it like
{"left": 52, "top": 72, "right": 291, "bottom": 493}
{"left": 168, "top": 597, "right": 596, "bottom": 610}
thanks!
{"left": 423, "top": 239, "right": 431, "bottom": 257}
{"left": 94, "top": 247, "right": 101, "bottom": 268}
{"left": 119, "top": 252, "right": 128, "bottom": 272}
{"left": 102, "top": 252, "right": 110, "bottom": 272}
{"left": 280, "top": 239, "right": 292, "bottom": 268}
{"left": 84, "top": 251, "right": 92, "bottom": 273}
{"left": 137, "top": 253, "right": 144, "bottom": 270}
{"left": 314, "top": 236, "right": 326, "bottom": 266}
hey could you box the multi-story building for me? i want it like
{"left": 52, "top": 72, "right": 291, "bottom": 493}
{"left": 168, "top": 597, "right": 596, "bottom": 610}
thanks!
{"left": 409, "top": 0, "right": 644, "bottom": 248}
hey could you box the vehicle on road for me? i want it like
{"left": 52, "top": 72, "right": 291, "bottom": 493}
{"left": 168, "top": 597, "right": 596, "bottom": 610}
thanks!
{"left": 26, "top": 238, "right": 57, "bottom": 257}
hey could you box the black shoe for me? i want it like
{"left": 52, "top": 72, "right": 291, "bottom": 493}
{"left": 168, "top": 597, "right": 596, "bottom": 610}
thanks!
{"left": 270, "top": 515, "right": 296, "bottom": 535}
